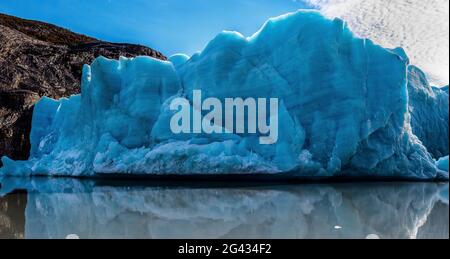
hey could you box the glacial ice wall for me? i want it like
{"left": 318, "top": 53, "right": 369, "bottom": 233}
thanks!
{"left": 436, "top": 156, "right": 449, "bottom": 173}
{"left": 407, "top": 65, "right": 449, "bottom": 158}
{"left": 0, "top": 11, "right": 448, "bottom": 179}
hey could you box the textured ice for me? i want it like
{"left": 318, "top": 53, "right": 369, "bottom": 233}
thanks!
{"left": 168, "top": 53, "right": 190, "bottom": 70}
{"left": 436, "top": 156, "right": 449, "bottom": 173}
{"left": 442, "top": 86, "right": 449, "bottom": 94}
{"left": 408, "top": 65, "right": 449, "bottom": 158}
{"left": 0, "top": 11, "right": 448, "bottom": 180}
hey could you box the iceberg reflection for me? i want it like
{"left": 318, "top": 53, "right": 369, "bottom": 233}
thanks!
{"left": 0, "top": 178, "right": 448, "bottom": 239}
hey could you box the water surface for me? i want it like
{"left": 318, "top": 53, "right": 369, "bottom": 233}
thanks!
{"left": 0, "top": 177, "right": 448, "bottom": 239}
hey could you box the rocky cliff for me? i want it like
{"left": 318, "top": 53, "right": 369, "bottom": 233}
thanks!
{"left": 0, "top": 13, "right": 166, "bottom": 165}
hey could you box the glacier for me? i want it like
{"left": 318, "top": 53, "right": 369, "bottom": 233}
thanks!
{"left": 0, "top": 10, "right": 448, "bottom": 180}
{"left": 436, "top": 156, "right": 449, "bottom": 173}
{"left": 408, "top": 65, "right": 449, "bottom": 159}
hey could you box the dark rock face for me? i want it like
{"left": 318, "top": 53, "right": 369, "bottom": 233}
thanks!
{"left": 0, "top": 90, "right": 39, "bottom": 163}
{"left": 0, "top": 13, "right": 166, "bottom": 165}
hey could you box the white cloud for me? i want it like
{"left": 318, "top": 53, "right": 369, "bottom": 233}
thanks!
{"left": 305, "top": 0, "right": 449, "bottom": 86}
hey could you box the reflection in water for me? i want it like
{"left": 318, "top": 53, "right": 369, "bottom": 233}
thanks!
{"left": 0, "top": 178, "right": 448, "bottom": 239}
{"left": 0, "top": 190, "right": 26, "bottom": 239}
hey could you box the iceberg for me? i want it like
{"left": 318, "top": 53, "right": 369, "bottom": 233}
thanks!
{"left": 407, "top": 65, "right": 449, "bottom": 158}
{"left": 0, "top": 10, "right": 448, "bottom": 180}
{"left": 436, "top": 156, "right": 449, "bottom": 173}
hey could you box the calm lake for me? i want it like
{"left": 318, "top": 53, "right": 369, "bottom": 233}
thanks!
{"left": 0, "top": 177, "right": 448, "bottom": 239}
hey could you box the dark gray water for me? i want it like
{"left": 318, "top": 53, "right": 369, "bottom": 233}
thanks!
{"left": 0, "top": 177, "right": 448, "bottom": 239}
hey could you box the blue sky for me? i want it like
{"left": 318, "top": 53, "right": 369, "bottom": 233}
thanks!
{"left": 0, "top": 0, "right": 312, "bottom": 56}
